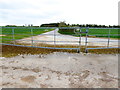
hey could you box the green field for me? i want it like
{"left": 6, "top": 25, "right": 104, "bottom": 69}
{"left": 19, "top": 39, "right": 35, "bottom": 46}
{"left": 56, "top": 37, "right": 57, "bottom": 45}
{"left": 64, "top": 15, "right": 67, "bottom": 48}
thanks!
{"left": 0, "top": 27, "right": 54, "bottom": 43}
{"left": 1, "top": 27, "right": 120, "bottom": 44}
{"left": 58, "top": 28, "right": 120, "bottom": 39}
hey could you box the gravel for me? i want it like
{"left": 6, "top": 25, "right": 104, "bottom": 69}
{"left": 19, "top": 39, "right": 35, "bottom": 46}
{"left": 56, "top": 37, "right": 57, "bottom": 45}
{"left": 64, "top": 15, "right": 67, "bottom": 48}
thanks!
{"left": 0, "top": 52, "right": 118, "bottom": 88}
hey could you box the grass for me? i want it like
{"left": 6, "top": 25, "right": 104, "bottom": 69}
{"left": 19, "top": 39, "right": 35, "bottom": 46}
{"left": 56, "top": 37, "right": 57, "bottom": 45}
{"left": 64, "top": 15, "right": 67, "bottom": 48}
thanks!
{"left": 1, "top": 27, "right": 54, "bottom": 43}
{"left": 58, "top": 28, "right": 120, "bottom": 39}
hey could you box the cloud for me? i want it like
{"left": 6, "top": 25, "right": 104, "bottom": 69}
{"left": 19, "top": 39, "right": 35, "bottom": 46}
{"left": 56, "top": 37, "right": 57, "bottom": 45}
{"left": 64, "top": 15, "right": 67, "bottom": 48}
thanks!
{"left": 0, "top": 0, "right": 62, "bottom": 25}
{"left": 0, "top": 0, "right": 119, "bottom": 25}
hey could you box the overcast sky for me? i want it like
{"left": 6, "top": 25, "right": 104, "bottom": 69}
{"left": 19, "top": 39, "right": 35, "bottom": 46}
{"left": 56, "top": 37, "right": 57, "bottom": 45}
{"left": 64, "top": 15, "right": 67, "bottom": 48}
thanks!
{"left": 0, "top": 0, "right": 119, "bottom": 26}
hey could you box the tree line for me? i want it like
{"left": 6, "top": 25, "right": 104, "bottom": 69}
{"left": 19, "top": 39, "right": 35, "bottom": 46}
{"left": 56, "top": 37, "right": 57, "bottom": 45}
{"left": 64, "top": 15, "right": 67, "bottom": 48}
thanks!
{"left": 40, "top": 22, "right": 120, "bottom": 28}
{"left": 4, "top": 22, "right": 120, "bottom": 28}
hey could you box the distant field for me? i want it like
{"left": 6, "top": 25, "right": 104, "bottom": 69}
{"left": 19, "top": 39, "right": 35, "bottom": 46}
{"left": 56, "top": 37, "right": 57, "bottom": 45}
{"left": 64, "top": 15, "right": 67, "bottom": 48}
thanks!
{"left": 1, "top": 27, "right": 120, "bottom": 44}
{"left": 58, "top": 28, "right": 120, "bottom": 39}
{"left": 0, "top": 27, "right": 54, "bottom": 43}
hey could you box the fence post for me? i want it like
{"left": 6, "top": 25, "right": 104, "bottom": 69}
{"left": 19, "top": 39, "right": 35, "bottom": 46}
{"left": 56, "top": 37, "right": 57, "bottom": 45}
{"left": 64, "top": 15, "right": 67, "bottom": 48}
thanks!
{"left": 78, "top": 28, "right": 81, "bottom": 53}
{"left": 12, "top": 28, "right": 15, "bottom": 45}
{"left": 54, "top": 28, "right": 56, "bottom": 48}
{"left": 107, "top": 29, "right": 111, "bottom": 48}
{"left": 31, "top": 28, "right": 34, "bottom": 47}
{"left": 85, "top": 27, "right": 88, "bottom": 53}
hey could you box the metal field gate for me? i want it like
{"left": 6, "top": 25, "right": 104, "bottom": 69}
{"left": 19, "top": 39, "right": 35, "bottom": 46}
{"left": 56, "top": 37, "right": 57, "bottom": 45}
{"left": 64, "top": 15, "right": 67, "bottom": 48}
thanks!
{"left": 1, "top": 27, "right": 120, "bottom": 53}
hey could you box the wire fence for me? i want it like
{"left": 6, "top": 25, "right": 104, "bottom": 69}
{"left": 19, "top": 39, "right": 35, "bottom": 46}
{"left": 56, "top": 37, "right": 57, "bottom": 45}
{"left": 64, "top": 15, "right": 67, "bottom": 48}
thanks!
{"left": 1, "top": 27, "right": 120, "bottom": 53}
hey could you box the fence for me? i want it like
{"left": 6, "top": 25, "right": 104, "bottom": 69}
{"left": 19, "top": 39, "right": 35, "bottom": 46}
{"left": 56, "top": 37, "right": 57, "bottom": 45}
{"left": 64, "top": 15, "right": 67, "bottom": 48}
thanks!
{"left": 1, "top": 27, "right": 120, "bottom": 53}
{"left": 83, "top": 27, "right": 120, "bottom": 52}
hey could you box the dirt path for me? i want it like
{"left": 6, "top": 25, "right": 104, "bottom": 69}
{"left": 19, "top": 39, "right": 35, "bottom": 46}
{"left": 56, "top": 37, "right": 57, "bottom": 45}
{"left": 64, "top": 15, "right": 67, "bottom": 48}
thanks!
{"left": 0, "top": 53, "right": 118, "bottom": 88}
{"left": 16, "top": 28, "right": 119, "bottom": 47}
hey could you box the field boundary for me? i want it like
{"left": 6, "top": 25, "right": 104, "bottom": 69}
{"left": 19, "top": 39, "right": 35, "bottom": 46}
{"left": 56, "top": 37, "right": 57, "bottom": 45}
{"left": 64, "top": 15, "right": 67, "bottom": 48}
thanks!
{"left": 1, "top": 27, "right": 120, "bottom": 53}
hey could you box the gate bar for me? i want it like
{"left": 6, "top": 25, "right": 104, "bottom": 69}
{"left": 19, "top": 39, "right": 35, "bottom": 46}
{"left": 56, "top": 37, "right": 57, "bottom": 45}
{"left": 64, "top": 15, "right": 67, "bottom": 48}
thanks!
{"left": 12, "top": 28, "right": 15, "bottom": 45}
{"left": 107, "top": 29, "right": 111, "bottom": 47}
{"left": 1, "top": 43, "right": 79, "bottom": 50}
{"left": 79, "top": 29, "right": 82, "bottom": 52}
{"left": 31, "top": 28, "right": 34, "bottom": 47}
{"left": 85, "top": 27, "right": 88, "bottom": 53}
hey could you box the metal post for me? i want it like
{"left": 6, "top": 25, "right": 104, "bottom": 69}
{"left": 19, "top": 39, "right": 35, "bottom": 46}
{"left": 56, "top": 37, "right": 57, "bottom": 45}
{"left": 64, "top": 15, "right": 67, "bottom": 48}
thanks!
{"left": 85, "top": 27, "right": 88, "bottom": 53}
{"left": 31, "top": 28, "right": 34, "bottom": 47}
{"left": 12, "top": 28, "right": 15, "bottom": 45}
{"left": 107, "top": 29, "right": 111, "bottom": 48}
{"left": 74, "top": 28, "right": 81, "bottom": 53}
{"left": 54, "top": 28, "right": 56, "bottom": 48}
{"left": 78, "top": 28, "right": 81, "bottom": 53}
